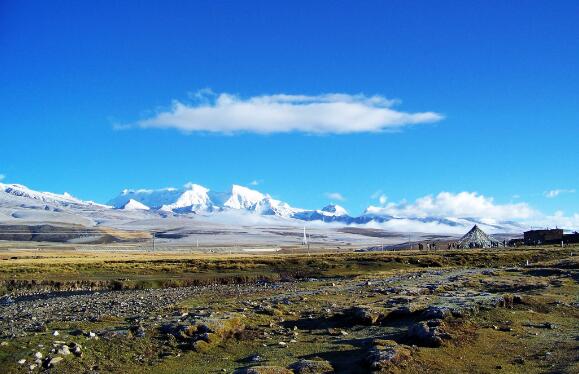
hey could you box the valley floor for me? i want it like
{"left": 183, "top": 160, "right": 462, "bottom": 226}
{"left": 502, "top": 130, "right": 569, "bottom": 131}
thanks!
{"left": 0, "top": 246, "right": 577, "bottom": 373}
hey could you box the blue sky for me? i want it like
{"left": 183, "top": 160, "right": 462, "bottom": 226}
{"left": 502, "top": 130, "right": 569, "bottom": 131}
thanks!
{"left": 0, "top": 1, "right": 578, "bottom": 220}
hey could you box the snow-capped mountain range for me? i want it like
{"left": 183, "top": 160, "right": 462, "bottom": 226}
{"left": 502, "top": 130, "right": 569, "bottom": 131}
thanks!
{"left": 109, "top": 184, "right": 301, "bottom": 217}
{"left": 0, "top": 182, "right": 526, "bottom": 234}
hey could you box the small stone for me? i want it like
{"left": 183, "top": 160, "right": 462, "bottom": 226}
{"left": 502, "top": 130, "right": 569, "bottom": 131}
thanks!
{"left": 248, "top": 354, "right": 262, "bottom": 363}
{"left": 512, "top": 356, "right": 525, "bottom": 365}
{"left": 57, "top": 345, "right": 71, "bottom": 355}
{"left": 44, "top": 356, "right": 64, "bottom": 368}
{"left": 52, "top": 331, "right": 60, "bottom": 336}
{"left": 278, "top": 341, "right": 287, "bottom": 347}
{"left": 29, "top": 364, "right": 37, "bottom": 370}
{"left": 18, "top": 358, "right": 26, "bottom": 364}
{"left": 34, "top": 352, "right": 43, "bottom": 359}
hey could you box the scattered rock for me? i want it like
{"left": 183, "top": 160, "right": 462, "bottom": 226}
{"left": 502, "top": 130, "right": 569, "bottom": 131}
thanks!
{"left": 236, "top": 366, "right": 293, "bottom": 374}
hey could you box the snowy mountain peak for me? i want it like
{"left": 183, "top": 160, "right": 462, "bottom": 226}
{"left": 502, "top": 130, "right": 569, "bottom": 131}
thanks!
{"left": 184, "top": 183, "right": 210, "bottom": 194}
{"left": 321, "top": 204, "right": 348, "bottom": 216}
{"left": 224, "top": 185, "right": 266, "bottom": 210}
{"left": 121, "top": 199, "right": 150, "bottom": 211}
{"left": 161, "top": 183, "right": 214, "bottom": 212}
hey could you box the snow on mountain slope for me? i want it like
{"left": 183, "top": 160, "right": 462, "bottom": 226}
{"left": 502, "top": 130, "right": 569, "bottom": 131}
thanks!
{"left": 121, "top": 199, "right": 150, "bottom": 211}
{"left": 159, "top": 184, "right": 217, "bottom": 212}
{"left": 321, "top": 204, "right": 348, "bottom": 216}
{"left": 223, "top": 185, "right": 266, "bottom": 210}
{"left": 108, "top": 187, "right": 182, "bottom": 209}
{"left": 0, "top": 183, "right": 106, "bottom": 207}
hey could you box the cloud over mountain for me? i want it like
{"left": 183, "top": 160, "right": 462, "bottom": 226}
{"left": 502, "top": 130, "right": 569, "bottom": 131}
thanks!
{"left": 366, "top": 191, "right": 536, "bottom": 221}
{"left": 137, "top": 91, "right": 443, "bottom": 134}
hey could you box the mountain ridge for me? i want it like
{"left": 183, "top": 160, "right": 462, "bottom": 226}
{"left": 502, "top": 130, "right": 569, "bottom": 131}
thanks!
{"left": 0, "top": 182, "right": 527, "bottom": 234}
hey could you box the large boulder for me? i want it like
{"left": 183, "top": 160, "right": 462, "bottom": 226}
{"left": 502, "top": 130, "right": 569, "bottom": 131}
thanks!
{"left": 420, "top": 306, "right": 452, "bottom": 320}
{"left": 160, "top": 314, "right": 245, "bottom": 352}
{"left": 366, "top": 339, "right": 411, "bottom": 371}
{"left": 407, "top": 319, "right": 451, "bottom": 347}
{"left": 344, "top": 306, "right": 383, "bottom": 325}
{"left": 289, "top": 358, "right": 334, "bottom": 373}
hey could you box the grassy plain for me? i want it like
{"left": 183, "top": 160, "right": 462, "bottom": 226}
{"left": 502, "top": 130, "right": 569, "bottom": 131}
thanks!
{"left": 0, "top": 244, "right": 577, "bottom": 373}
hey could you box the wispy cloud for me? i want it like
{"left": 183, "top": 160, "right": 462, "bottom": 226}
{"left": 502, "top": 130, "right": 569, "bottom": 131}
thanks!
{"left": 136, "top": 90, "right": 443, "bottom": 135}
{"left": 325, "top": 192, "right": 346, "bottom": 201}
{"left": 371, "top": 190, "right": 388, "bottom": 205}
{"left": 544, "top": 189, "right": 575, "bottom": 198}
{"left": 249, "top": 180, "right": 262, "bottom": 186}
{"left": 0, "top": 174, "right": 5, "bottom": 182}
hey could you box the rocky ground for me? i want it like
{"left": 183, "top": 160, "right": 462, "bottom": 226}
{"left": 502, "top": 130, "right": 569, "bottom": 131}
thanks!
{"left": 0, "top": 250, "right": 577, "bottom": 373}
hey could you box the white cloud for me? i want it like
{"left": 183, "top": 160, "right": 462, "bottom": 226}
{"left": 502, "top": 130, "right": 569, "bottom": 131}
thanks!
{"left": 370, "top": 190, "right": 388, "bottom": 205}
{"left": 249, "top": 180, "right": 262, "bottom": 186}
{"left": 0, "top": 174, "right": 5, "bottom": 181}
{"left": 366, "top": 191, "right": 536, "bottom": 221}
{"left": 137, "top": 91, "right": 443, "bottom": 134}
{"left": 523, "top": 211, "right": 579, "bottom": 231}
{"left": 544, "top": 189, "right": 575, "bottom": 198}
{"left": 325, "top": 192, "right": 346, "bottom": 201}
